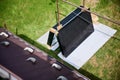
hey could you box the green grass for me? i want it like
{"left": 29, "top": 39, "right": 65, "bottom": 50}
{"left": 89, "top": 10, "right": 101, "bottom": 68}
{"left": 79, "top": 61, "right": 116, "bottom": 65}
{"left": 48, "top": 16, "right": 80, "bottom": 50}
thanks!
{"left": 0, "top": 0, "right": 120, "bottom": 80}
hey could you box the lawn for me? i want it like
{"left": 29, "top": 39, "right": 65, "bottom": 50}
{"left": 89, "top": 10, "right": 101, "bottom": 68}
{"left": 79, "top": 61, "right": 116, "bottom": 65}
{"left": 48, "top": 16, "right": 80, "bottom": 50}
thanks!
{"left": 0, "top": 0, "right": 120, "bottom": 80}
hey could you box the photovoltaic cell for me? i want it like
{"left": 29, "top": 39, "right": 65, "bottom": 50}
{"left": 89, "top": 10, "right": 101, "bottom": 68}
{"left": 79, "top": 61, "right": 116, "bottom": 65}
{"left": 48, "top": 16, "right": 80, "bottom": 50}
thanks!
{"left": 57, "top": 10, "right": 94, "bottom": 57}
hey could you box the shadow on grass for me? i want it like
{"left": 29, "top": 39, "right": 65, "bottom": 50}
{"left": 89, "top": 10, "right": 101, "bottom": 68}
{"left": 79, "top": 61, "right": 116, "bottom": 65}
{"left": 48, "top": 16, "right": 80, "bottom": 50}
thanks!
{"left": 112, "top": 36, "right": 120, "bottom": 41}
{"left": 49, "top": 0, "right": 56, "bottom": 5}
{"left": 18, "top": 34, "right": 102, "bottom": 80}
{"left": 79, "top": 68, "right": 102, "bottom": 80}
{"left": 112, "top": 0, "right": 120, "bottom": 6}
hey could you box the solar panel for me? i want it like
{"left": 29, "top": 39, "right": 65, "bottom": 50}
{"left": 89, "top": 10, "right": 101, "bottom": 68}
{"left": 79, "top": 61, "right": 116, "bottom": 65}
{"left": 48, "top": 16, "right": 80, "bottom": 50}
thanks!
{"left": 57, "top": 9, "right": 94, "bottom": 57}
